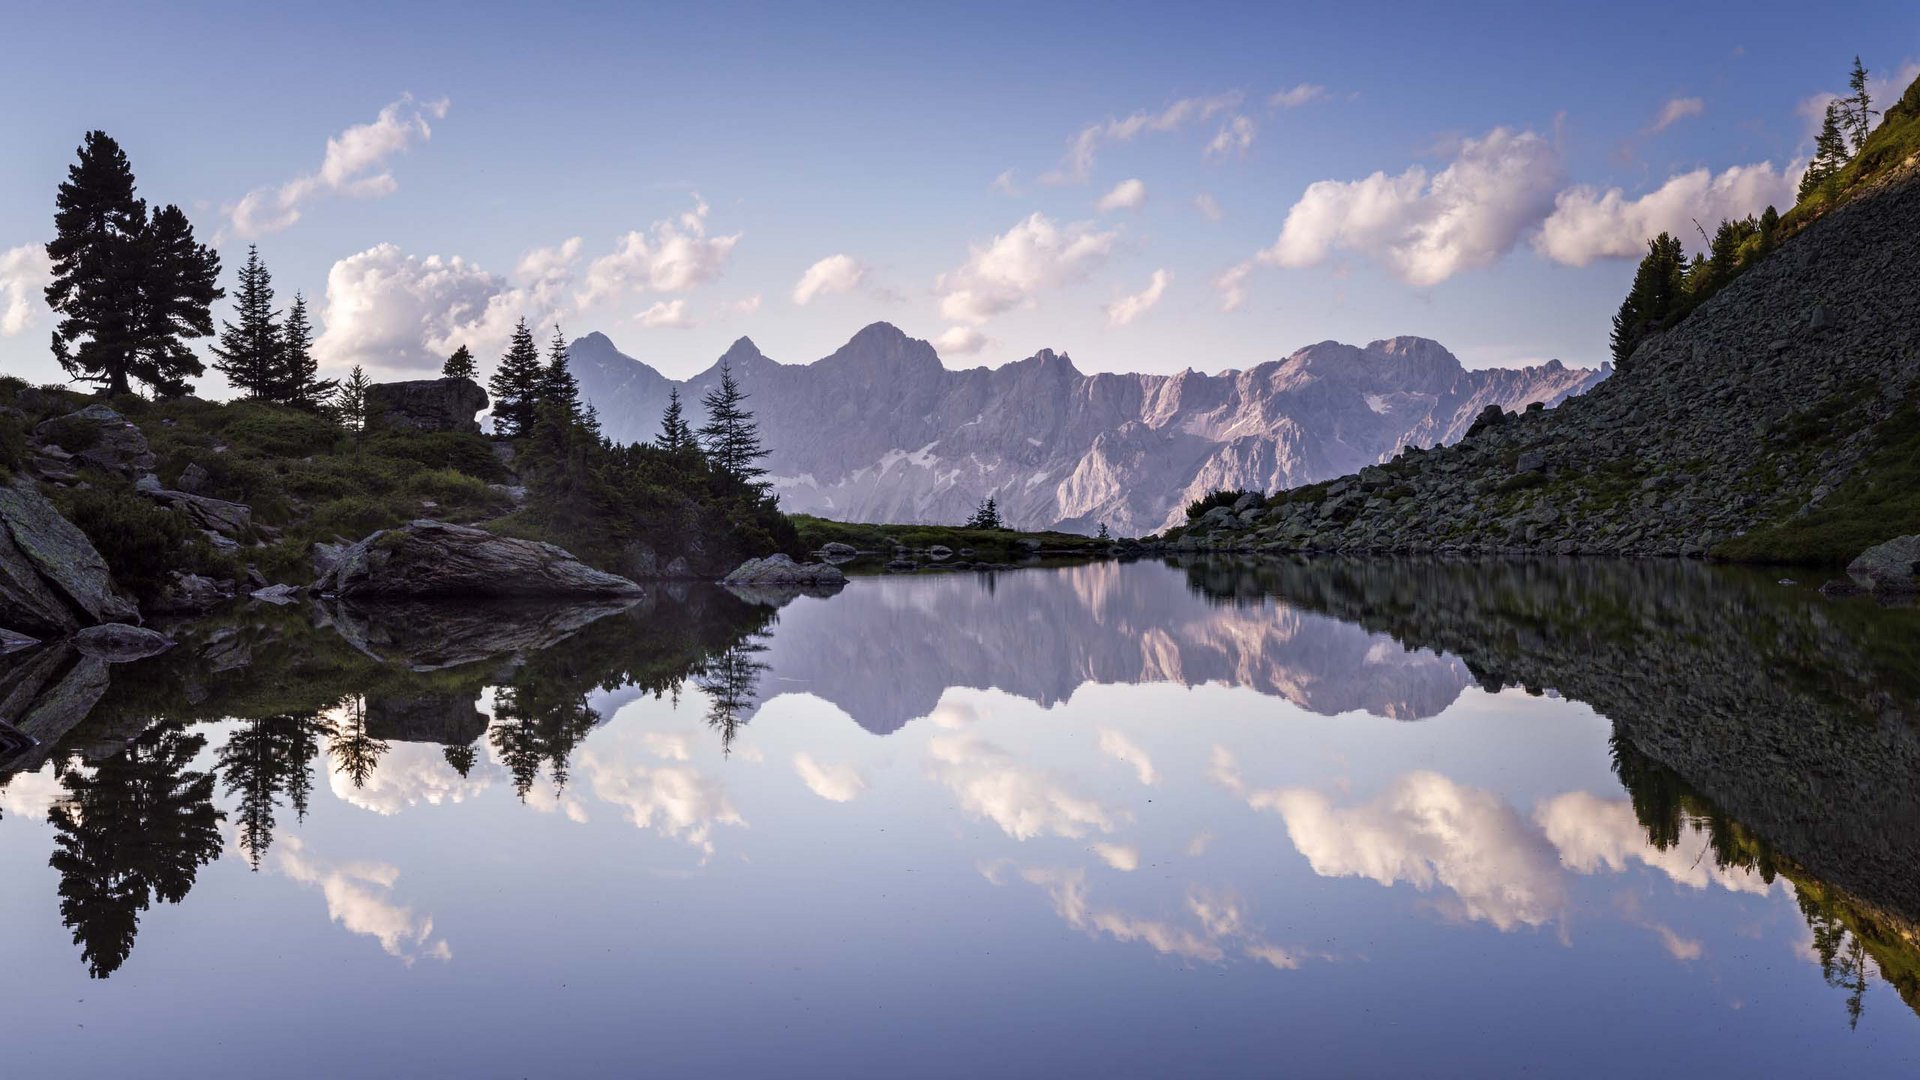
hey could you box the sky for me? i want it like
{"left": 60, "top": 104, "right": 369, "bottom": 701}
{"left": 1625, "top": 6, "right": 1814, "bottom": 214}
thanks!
{"left": 0, "top": 0, "right": 1915, "bottom": 393}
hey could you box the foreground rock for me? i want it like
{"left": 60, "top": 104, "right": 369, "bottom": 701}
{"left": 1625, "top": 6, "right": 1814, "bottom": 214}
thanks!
{"left": 364, "top": 377, "right": 489, "bottom": 434}
{"left": 32, "top": 404, "right": 156, "bottom": 475}
{"left": 0, "top": 475, "right": 140, "bottom": 635}
{"left": 722, "top": 554, "right": 847, "bottom": 588}
{"left": 1849, "top": 535, "right": 1920, "bottom": 594}
{"left": 71, "top": 623, "right": 175, "bottom": 662}
{"left": 136, "top": 479, "right": 255, "bottom": 541}
{"left": 316, "top": 596, "right": 640, "bottom": 671}
{"left": 314, "top": 520, "right": 645, "bottom": 599}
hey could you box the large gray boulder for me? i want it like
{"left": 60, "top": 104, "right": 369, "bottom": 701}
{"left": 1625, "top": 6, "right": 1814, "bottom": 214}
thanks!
{"left": 721, "top": 553, "right": 847, "bottom": 588}
{"left": 314, "top": 520, "right": 645, "bottom": 599}
{"left": 138, "top": 484, "right": 254, "bottom": 541}
{"left": 71, "top": 623, "right": 175, "bottom": 662}
{"left": 0, "top": 475, "right": 140, "bottom": 635}
{"left": 1848, "top": 535, "right": 1920, "bottom": 594}
{"left": 365, "top": 377, "right": 490, "bottom": 435}
{"left": 33, "top": 404, "right": 156, "bottom": 474}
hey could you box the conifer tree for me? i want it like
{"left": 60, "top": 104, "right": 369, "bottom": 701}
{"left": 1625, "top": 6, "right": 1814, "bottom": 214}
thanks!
{"left": 697, "top": 362, "right": 767, "bottom": 484}
{"left": 488, "top": 318, "right": 544, "bottom": 437}
{"left": 210, "top": 245, "right": 283, "bottom": 398}
{"left": 966, "top": 495, "right": 1004, "bottom": 530}
{"left": 336, "top": 364, "right": 372, "bottom": 432}
{"left": 1844, "top": 56, "right": 1875, "bottom": 153}
{"left": 541, "top": 324, "right": 584, "bottom": 421}
{"left": 275, "top": 293, "right": 335, "bottom": 410}
{"left": 46, "top": 131, "right": 222, "bottom": 396}
{"left": 1800, "top": 101, "right": 1851, "bottom": 200}
{"left": 656, "top": 387, "right": 698, "bottom": 457}
{"left": 1610, "top": 233, "right": 1688, "bottom": 366}
{"left": 442, "top": 344, "right": 477, "bottom": 380}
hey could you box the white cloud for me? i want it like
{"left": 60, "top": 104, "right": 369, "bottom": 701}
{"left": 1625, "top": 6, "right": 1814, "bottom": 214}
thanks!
{"left": 0, "top": 243, "right": 52, "bottom": 336}
{"left": 640, "top": 732, "right": 693, "bottom": 761}
{"left": 579, "top": 749, "right": 744, "bottom": 860}
{"left": 636, "top": 299, "right": 694, "bottom": 329}
{"left": 329, "top": 741, "right": 493, "bottom": 815}
{"left": 936, "top": 212, "right": 1118, "bottom": 325}
{"left": 730, "top": 294, "right": 763, "bottom": 315}
{"left": 1270, "top": 83, "right": 1329, "bottom": 109}
{"left": 1535, "top": 161, "right": 1798, "bottom": 266}
{"left": 273, "top": 836, "right": 452, "bottom": 964}
{"left": 1796, "top": 62, "right": 1920, "bottom": 139}
{"left": 1021, "top": 867, "right": 1224, "bottom": 962}
{"left": 1193, "top": 192, "right": 1224, "bottom": 221}
{"left": 992, "top": 169, "right": 1021, "bottom": 196}
{"left": 311, "top": 243, "right": 535, "bottom": 376}
{"left": 1044, "top": 92, "right": 1244, "bottom": 184}
{"left": 0, "top": 761, "right": 64, "bottom": 819}
{"left": 927, "top": 733, "right": 1122, "bottom": 841}
{"left": 792, "top": 253, "right": 867, "bottom": 305}
{"left": 1648, "top": 96, "right": 1704, "bottom": 134}
{"left": 1205, "top": 115, "right": 1257, "bottom": 160}
{"left": 794, "top": 752, "right": 867, "bottom": 803}
{"left": 1535, "top": 791, "right": 1774, "bottom": 896}
{"left": 1214, "top": 261, "right": 1254, "bottom": 312}
{"left": 580, "top": 196, "right": 739, "bottom": 304}
{"left": 1096, "top": 178, "right": 1148, "bottom": 213}
{"left": 1090, "top": 841, "right": 1141, "bottom": 871}
{"left": 1105, "top": 268, "right": 1170, "bottom": 327}
{"left": 934, "top": 326, "right": 988, "bottom": 358}
{"left": 1247, "top": 127, "right": 1560, "bottom": 288}
{"left": 1097, "top": 729, "right": 1158, "bottom": 785}
{"left": 228, "top": 95, "right": 449, "bottom": 238}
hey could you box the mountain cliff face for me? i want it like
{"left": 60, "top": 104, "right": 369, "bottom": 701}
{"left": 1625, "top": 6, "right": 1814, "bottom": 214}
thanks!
{"left": 569, "top": 327, "right": 1605, "bottom": 534}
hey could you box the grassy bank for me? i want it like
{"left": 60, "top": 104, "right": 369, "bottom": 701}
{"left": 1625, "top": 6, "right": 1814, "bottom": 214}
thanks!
{"left": 790, "top": 514, "right": 1110, "bottom": 561}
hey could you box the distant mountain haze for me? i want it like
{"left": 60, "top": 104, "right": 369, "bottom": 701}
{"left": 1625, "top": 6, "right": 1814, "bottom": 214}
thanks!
{"left": 567, "top": 323, "right": 1607, "bottom": 534}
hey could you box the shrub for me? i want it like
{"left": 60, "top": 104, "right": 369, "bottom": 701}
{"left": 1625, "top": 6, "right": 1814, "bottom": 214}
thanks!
{"left": 34, "top": 412, "right": 103, "bottom": 453}
{"left": 1185, "top": 489, "right": 1254, "bottom": 521}
{"left": 0, "top": 413, "right": 25, "bottom": 477}
{"left": 57, "top": 484, "right": 235, "bottom": 602}
{"left": 217, "top": 402, "right": 342, "bottom": 458}
{"left": 362, "top": 430, "right": 510, "bottom": 483}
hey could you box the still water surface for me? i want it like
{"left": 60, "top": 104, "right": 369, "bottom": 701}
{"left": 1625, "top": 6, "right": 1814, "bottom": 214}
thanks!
{"left": 2, "top": 557, "right": 1917, "bottom": 1077}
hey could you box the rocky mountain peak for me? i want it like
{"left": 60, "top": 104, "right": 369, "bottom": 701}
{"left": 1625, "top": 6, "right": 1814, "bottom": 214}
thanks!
{"left": 820, "top": 322, "right": 943, "bottom": 376}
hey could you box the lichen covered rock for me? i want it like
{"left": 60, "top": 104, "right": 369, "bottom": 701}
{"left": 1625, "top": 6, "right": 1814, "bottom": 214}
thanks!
{"left": 314, "top": 519, "right": 644, "bottom": 599}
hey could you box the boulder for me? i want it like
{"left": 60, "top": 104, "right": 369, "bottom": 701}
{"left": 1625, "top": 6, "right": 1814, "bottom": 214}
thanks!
{"left": 721, "top": 553, "right": 848, "bottom": 588}
{"left": 365, "top": 377, "right": 490, "bottom": 435}
{"left": 312, "top": 541, "right": 347, "bottom": 580}
{"left": 1231, "top": 491, "right": 1261, "bottom": 513}
{"left": 175, "top": 462, "right": 211, "bottom": 494}
{"left": 315, "top": 596, "right": 638, "bottom": 671}
{"left": 817, "top": 541, "right": 859, "bottom": 562}
{"left": 141, "top": 487, "right": 254, "bottom": 540}
{"left": 0, "top": 475, "right": 140, "bottom": 635}
{"left": 32, "top": 404, "right": 155, "bottom": 474}
{"left": 249, "top": 583, "right": 302, "bottom": 606}
{"left": 927, "top": 545, "right": 953, "bottom": 560}
{"left": 314, "top": 520, "right": 645, "bottom": 599}
{"left": 71, "top": 623, "right": 175, "bottom": 662}
{"left": 148, "top": 571, "right": 236, "bottom": 616}
{"left": 1847, "top": 535, "right": 1920, "bottom": 594}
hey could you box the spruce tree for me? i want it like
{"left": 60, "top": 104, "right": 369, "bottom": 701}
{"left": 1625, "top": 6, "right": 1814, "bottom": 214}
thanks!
{"left": 210, "top": 245, "right": 283, "bottom": 398}
{"left": 1610, "top": 233, "right": 1688, "bottom": 366}
{"left": 541, "top": 324, "right": 584, "bottom": 420}
{"left": 697, "top": 362, "right": 767, "bottom": 484}
{"left": 443, "top": 344, "right": 477, "bottom": 380}
{"left": 657, "top": 387, "right": 698, "bottom": 457}
{"left": 336, "top": 364, "right": 372, "bottom": 432}
{"left": 1844, "top": 56, "right": 1875, "bottom": 153}
{"left": 276, "top": 293, "right": 335, "bottom": 409}
{"left": 966, "top": 496, "right": 1004, "bottom": 530}
{"left": 46, "top": 131, "right": 221, "bottom": 396}
{"left": 489, "top": 318, "right": 544, "bottom": 437}
{"left": 1800, "top": 101, "right": 1851, "bottom": 200}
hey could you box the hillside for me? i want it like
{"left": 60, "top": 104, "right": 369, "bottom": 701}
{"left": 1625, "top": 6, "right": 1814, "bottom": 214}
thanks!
{"left": 1170, "top": 155, "right": 1920, "bottom": 564}
{"left": 570, "top": 327, "right": 1604, "bottom": 535}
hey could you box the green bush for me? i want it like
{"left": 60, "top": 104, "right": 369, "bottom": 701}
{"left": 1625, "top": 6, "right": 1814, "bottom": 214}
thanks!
{"left": 361, "top": 430, "right": 510, "bottom": 483}
{"left": 57, "top": 484, "right": 235, "bottom": 602}
{"left": 217, "top": 402, "right": 342, "bottom": 458}
{"left": 1185, "top": 489, "right": 1255, "bottom": 521}
{"left": 34, "top": 412, "right": 103, "bottom": 453}
{"left": 0, "top": 413, "right": 25, "bottom": 477}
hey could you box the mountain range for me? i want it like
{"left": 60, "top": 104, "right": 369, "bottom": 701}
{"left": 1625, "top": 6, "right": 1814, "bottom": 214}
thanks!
{"left": 568, "top": 324, "right": 1607, "bottom": 534}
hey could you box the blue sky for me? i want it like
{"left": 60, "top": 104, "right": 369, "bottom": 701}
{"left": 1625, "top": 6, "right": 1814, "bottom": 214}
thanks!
{"left": 0, "top": 0, "right": 1914, "bottom": 390}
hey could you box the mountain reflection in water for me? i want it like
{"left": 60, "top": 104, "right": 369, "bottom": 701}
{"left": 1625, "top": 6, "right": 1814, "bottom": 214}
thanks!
{"left": 1, "top": 557, "right": 1917, "bottom": 1076}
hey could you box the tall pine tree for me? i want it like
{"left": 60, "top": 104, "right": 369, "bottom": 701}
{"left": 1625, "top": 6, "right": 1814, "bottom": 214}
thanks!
{"left": 657, "top": 387, "right": 698, "bottom": 457}
{"left": 697, "top": 362, "right": 767, "bottom": 485}
{"left": 1844, "top": 56, "right": 1875, "bottom": 153}
{"left": 335, "top": 364, "right": 372, "bottom": 432}
{"left": 489, "top": 318, "right": 544, "bottom": 437}
{"left": 210, "top": 245, "right": 283, "bottom": 398}
{"left": 541, "top": 325, "right": 584, "bottom": 419}
{"left": 1800, "top": 101, "right": 1852, "bottom": 200}
{"left": 275, "top": 293, "right": 335, "bottom": 409}
{"left": 45, "top": 131, "right": 221, "bottom": 396}
{"left": 443, "top": 344, "right": 477, "bottom": 380}
{"left": 1610, "top": 232, "right": 1688, "bottom": 366}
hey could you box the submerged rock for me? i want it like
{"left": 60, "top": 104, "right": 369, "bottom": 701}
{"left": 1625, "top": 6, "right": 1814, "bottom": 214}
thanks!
{"left": 0, "top": 475, "right": 140, "bottom": 635}
{"left": 722, "top": 554, "right": 847, "bottom": 588}
{"left": 314, "top": 520, "right": 645, "bottom": 599}
{"left": 364, "top": 377, "right": 489, "bottom": 435}
{"left": 1848, "top": 535, "right": 1920, "bottom": 594}
{"left": 816, "top": 541, "right": 859, "bottom": 562}
{"left": 148, "top": 571, "right": 237, "bottom": 616}
{"left": 71, "top": 623, "right": 175, "bottom": 662}
{"left": 249, "top": 583, "right": 302, "bottom": 606}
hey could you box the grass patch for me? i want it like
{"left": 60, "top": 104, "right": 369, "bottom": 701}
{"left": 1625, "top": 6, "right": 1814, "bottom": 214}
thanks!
{"left": 790, "top": 514, "right": 1108, "bottom": 561}
{"left": 1715, "top": 404, "right": 1920, "bottom": 565}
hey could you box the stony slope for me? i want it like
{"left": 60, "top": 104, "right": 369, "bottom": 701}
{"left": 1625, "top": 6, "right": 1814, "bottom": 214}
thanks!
{"left": 570, "top": 327, "right": 1603, "bottom": 534}
{"left": 1175, "top": 168, "right": 1920, "bottom": 560}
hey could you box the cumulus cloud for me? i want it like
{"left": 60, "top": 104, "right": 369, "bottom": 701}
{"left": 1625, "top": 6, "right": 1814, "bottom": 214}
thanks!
{"left": 1535, "top": 161, "right": 1800, "bottom": 266}
{"left": 311, "top": 244, "right": 531, "bottom": 376}
{"left": 1005, "top": 868, "right": 1303, "bottom": 969}
{"left": 1647, "top": 96, "right": 1704, "bottom": 134}
{"left": 992, "top": 169, "right": 1021, "bottom": 196}
{"left": 927, "top": 734, "right": 1122, "bottom": 841}
{"left": 1105, "top": 268, "right": 1170, "bottom": 327}
{"left": 1243, "top": 127, "right": 1561, "bottom": 289}
{"left": 1193, "top": 192, "right": 1224, "bottom": 221}
{"left": 228, "top": 95, "right": 449, "bottom": 238}
{"left": 1044, "top": 92, "right": 1244, "bottom": 184}
{"left": 1248, "top": 769, "right": 1568, "bottom": 932}
{"left": 794, "top": 752, "right": 867, "bottom": 803}
{"left": 1205, "top": 115, "right": 1257, "bottom": 160}
{"left": 1213, "top": 261, "right": 1254, "bottom": 312}
{"left": 273, "top": 836, "right": 452, "bottom": 964}
{"left": 792, "top": 253, "right": 867, "bottom": 305}
{"left": 329, "top": 742, "right": 494, "bottom": 815}
{"left": 579, "top": 749, "right": 744, "bottom": 860}
{"left": 1097, "top": 729, "right": 1158, "bottom": 785}
{"left": 0, "top": 761, "right": 64, "bottom": 820}
{"left": 0, "top": 243, "right": 52, "bottom": 336}
{"left": 1090, "top": 842, "right": 1141, "bottom": 872}
{"left": 1536, "top": 791, "right": 1774, "bottom": 896}
{"left": 934, "top": 326, "right": 988, "bottom": 358}
{"left": 1270, "top": 83, "right": 1329, "bottom": 109}
{"left": 936, "top": 213, "right": 1118, "bottom": 325}
{"left": 1096, "top": 178, "right": 1148, "bottom": 213}
{"left": 730, "top": 294, "right": 763, "bottom": 316}
{"left": 580, "top": 196, "right": 740, "bottom": 304}
{"left": 636, "top": 299, "right": 694, "bottom": 329}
